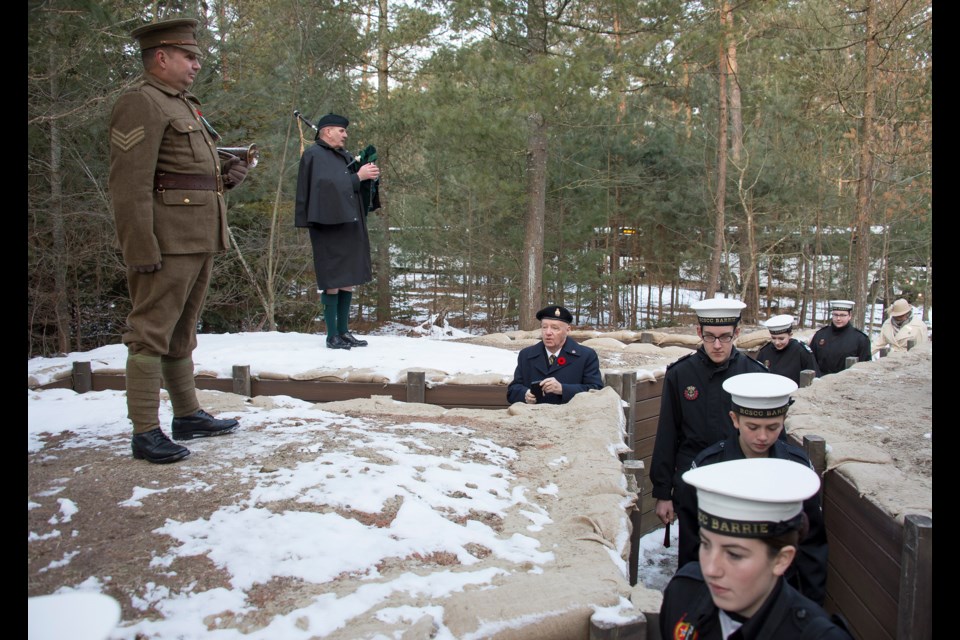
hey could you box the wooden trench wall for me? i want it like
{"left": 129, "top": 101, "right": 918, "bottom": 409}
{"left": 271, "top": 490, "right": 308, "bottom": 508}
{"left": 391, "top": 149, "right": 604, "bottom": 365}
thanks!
{"left": 42, "top": 363, "right": 932, "bottom": 640}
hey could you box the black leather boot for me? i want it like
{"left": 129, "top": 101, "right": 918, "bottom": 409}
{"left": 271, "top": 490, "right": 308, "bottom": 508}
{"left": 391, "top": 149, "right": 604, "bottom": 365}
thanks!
{"left": 171, "top": 409, "right": 240, "bottom": 440}
{"left": 132, "top": 428, "right": 190, "bottom": 464}
{"left": 340, "top": 332, "right": 368, "bottom": 347}
{"left": 326, "top": 335, "right": 352, "bottom": 350}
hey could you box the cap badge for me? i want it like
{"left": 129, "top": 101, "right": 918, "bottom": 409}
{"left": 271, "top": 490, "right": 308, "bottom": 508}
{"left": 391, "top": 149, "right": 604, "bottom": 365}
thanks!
{"left": 683, "top": 386, "right": 699, "bottom": 401}
{"left": 554, "top": 308, "right": 561, "bottom": 317}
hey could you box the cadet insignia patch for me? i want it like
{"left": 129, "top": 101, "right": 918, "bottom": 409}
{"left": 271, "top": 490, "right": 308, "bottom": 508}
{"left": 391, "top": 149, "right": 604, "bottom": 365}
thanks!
{"left": 683, "top": 385, "right": 699, "bottom": 401}
{"left": 673, "top": 620, "right": 698, "bottom": 639}
{"left": 818, "top": 338, "right": 826, "bottom": 347}
{"left": 111, "top": 126, "right": 145, "bottom": 152}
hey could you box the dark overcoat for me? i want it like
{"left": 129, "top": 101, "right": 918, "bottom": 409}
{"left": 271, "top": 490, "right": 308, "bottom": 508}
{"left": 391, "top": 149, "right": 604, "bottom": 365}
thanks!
{"left": 506, "top": 338, "right": 603, "bottom": 404}
{"left": 294, "top": 140, "right": 372, "bottom": 290}
{"left": 679, "top": 434, "right": 829, "bottom": 605}
{"left": 756, "top": 338, "right": 820, "bottom": 383}
{"left": 660, "top": 564, "right": 853, "bottom": 640}
{"left": 809, "top": 323, "right": 871, "bottom": 375}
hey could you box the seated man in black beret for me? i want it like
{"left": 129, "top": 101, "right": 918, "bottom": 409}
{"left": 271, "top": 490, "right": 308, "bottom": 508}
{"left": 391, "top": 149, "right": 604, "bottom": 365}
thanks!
{"left": 507, "top": 305, "right": 603, "bottom": 405}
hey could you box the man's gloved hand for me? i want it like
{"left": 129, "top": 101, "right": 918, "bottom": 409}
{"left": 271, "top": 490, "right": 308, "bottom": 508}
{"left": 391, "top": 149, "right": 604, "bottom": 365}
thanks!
{"left": 220, "top": 153, "right": 249, "bottom": 189}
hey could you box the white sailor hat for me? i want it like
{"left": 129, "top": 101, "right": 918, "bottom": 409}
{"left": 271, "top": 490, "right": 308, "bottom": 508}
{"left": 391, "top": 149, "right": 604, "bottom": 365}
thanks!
{"left": 829, "top": 300, "right": 855, "bottom": 312}
{"left": 762, "top": 314, "right": 794, "bottom": 335}
{"left": 683, "top": 458, "right": 819, "bottom": 538}
{"left": 690, "top": 298, "right": 747, "bottom": 326}
{"left": 723, "top": 372, "right": 797, "bottom": 418}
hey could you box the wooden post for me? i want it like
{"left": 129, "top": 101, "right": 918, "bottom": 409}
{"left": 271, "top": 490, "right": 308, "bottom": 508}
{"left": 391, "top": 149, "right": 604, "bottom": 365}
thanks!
{"left": 622, "top": 371, "right": 637, "bottom": 458}
{"left": 406, "top": 370, "right": 425, "bottom": 404}
{"left": 72, "top": 361, "right": 92, "bottom": 394}
{"left": 802, "top": 435, "right": 827, "bottom": 500}
{"left": 844, "top": 356, "right": 858, "bottom": 370}
{"left": 799, "top": 369, "right": 816, "bottom": 388}
{"left": 232, "top": 365, "right": 251, "bottom": 397}
{"left": 639, "top": 331, "right": 655, "bottom": 344}
{"left": 589, "top": 611, "right": 646, "bottom": 640}
{"left": 897, "top": 514, "right": 932, "bottom": 640}
{"left": 604, "top": 372, "right": 623, "bottom": 399}
{"left": 623, "top": 459, "right": 645, "bottom": 587}
{"left": 878, "top": 346, "right": 887, "bottom": 357}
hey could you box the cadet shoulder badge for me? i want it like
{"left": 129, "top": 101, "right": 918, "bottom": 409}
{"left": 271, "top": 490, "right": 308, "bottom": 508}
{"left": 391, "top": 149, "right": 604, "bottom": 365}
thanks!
{"left": 683, "top": 385, "right": 699, "bottom": 401}
{"left": 673, "top": 619, "right": 698, "bottom": 639}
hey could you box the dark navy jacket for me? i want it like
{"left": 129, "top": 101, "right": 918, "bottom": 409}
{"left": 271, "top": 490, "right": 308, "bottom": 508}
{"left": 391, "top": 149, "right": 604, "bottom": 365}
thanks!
{"left": 757, "top": 338, "right": 820, "bottom": 383}
{"left": 678, "top": 435, "right": 829, "bottom": 605}
{"left": 506, "top": 338, "right": 602, "bottom": 404}
{"left": 809, "top": 323, "right": 871, "bottom": 375}
{"left": 660, "top": 564, "right": 852, "bottom": 640}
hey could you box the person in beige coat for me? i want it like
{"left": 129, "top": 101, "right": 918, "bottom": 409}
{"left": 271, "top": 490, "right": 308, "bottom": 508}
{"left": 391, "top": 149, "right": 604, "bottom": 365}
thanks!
{"left": 873, "top": 298, "right": 928, "bottom": 355}
{"left": 108, "top": 17, "right": 249, "bottom": 464}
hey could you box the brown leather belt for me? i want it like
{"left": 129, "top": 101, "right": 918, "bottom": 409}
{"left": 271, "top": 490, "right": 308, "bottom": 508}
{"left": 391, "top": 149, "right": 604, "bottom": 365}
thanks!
{"left": 154, "top": 172, "right": 222, "bottom": 192}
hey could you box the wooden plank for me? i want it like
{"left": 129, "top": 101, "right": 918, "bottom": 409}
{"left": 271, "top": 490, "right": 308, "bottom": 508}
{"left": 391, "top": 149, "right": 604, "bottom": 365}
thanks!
{"left": 634, "top": 415, "right": 659, "bottom": 440}
{"left": 825, "top": 560, "right": 891, "bottom": 640}
{"left": 825, "top": 471, "right": 902, "bottom": 577}
{"left": 251, "top": 379, "right": 403, "bottom": 402}
{"left": 897, "top": 515, "right": 932, "bottom": 640}
{"left": 425, "top": 384, "right": 510, "bottom": 406}
{"left": 196, "top": 378, "right": 237, "bottom": 393}
{"left": 633, "top": 378, "right": 663, "bottom": 402}
{"left": 825, "top": 519, "right": 897, "bottom": 632}
{"left": 634, "top": 395, "right": 661, "bottom": 422}
{"left": 91, "top": 374, "right": 125, "bottom": 392}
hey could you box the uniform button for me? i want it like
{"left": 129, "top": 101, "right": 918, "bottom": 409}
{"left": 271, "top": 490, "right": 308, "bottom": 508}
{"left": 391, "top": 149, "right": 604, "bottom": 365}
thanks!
{"left": 188, "top": 125, "right": 194, "bottom": 130}
{"left": 183, "top": 198, "right": 191, "bottom": 203}
{"left": 796, "top": 609, "right": 807, "bottom": 619}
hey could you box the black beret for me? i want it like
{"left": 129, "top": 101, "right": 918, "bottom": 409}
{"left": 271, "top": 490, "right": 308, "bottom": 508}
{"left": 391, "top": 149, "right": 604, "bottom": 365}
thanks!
{"left": 536, "top": 305, "right": 573, "bottom": 324}
{"left": 316, "top": 113, "right": 349, "bottom": 129}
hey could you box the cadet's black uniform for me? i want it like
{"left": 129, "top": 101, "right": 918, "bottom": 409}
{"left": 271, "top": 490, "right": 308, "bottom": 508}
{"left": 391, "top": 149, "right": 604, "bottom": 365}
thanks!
{"left": 809, "top": 323, "right": 871, "bottom": 375}
{"left": 756, "top": 338, "right": 820, "bottom": 384}
{"left": 660, "top": 563, "right": 853, "bottom": 640}
{"left": 677, "top": 435, "right": 829, "bottom": 605}
{"left": 650, "top": 348, "right": 767, "bottom": 559}
{"left": 651, "top": 349, "right": 769, "bottom": 500}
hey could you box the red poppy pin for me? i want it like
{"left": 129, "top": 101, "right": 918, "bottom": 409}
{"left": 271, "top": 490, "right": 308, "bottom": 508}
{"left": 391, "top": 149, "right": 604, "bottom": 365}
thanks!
{"left": 683, "top": 385, "right": 699, "bottom": 401}
{"left": 556, "top": 356, "right": 567, "bottom": 366}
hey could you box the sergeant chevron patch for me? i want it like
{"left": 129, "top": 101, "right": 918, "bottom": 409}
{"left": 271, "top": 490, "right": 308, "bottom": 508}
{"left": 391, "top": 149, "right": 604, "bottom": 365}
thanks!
{"left": 111, "top": 126, "right": 145, "bottom": 152}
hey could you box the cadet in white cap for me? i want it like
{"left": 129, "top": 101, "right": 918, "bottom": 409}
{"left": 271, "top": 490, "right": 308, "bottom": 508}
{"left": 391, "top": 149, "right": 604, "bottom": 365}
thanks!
{"left": 756, "top": 314, "right": 819, "bottom": 383}
{"left": 650, "top": 297, "right": 767, "bottom": 564}
{"left": 872, "top": 298, "right": 928, "bottom": 354}
{"left": 676, "top": 373, "right": 829, "bottom": 605}
{"left": 809, "top": 300, "right": 871, "bottom": 375}
{"left": 660, "top": 458, "right": 852, "bottom": 640}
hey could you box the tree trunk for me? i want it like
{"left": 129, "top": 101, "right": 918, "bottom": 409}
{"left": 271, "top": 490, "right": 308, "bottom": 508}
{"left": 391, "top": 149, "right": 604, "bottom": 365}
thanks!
{"left": 706, "top": 0, "right": 730, "bottom": 300}
{"left": 375, "top": 0, "right": 392, "bottom": 322}
{"left": 852, "top": 0, "right": 877, "bottom": 329}
{"left": 49, "top": 45, "right": 70, "bottom": 354}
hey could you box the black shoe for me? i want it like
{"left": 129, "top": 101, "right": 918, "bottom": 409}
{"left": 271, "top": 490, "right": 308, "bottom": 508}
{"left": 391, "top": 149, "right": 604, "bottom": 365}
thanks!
{"left": 132, "top": 428, "right": 190, "bottom": 464}
{"left": 326, "top": 335, "right": 352, "bottom": 350}
{"left": 340, "top": 332, "right": 368, "bottom": 347}
{"left": 171, "top": 409, "right": 240, "bottom": 440}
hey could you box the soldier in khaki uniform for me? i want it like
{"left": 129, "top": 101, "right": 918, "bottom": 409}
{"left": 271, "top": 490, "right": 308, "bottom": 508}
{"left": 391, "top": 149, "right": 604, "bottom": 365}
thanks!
{"left": 108, "top": 17, "right": 249, "bottom": 464}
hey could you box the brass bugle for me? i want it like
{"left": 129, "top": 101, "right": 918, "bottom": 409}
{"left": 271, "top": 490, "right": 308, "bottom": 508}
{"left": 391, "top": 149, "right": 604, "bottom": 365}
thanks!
{"left": 217, "top": 144, "right": 259, "bottom": 168}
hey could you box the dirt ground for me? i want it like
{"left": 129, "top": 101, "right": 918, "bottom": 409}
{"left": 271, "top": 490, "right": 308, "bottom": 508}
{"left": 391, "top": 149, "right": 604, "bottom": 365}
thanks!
{"left": 27, "top": 326, "right": 932, "bottom": 637}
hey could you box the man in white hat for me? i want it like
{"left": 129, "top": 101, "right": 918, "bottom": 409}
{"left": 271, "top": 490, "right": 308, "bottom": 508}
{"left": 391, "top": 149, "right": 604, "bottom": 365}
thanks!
{"left": 650, "top": 297, "right": 767, "bottom": 560}
{"left": 660, "top": 458, "right": 852, "bottom": 639}
{"left": 872, "top": 298, "right": 928, "bottom": 354}
{"left": 756, "top": 314, "right": 820, "bottom": 383}
{"left": 676, "top": 373, "right": 828, "bottom": 606}
{"left": 809, "top": 300, "right": 871, "bottom": 375}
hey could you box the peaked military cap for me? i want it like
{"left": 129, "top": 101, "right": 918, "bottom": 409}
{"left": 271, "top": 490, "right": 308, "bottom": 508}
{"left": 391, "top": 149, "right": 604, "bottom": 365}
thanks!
{"left": 130, "top": 18, "right": 201, "bottom": 55}
{"left": 690, "top": 298, "right": 746, "bottom": 326}
{"left": 723, "top": 372, "right": 797, "bottom": 418}
{"left": 536, "top": 305, "right": 573, "bottom": 324}
{"left": 683, "top": 458, "right": 819, "bottom": 539}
